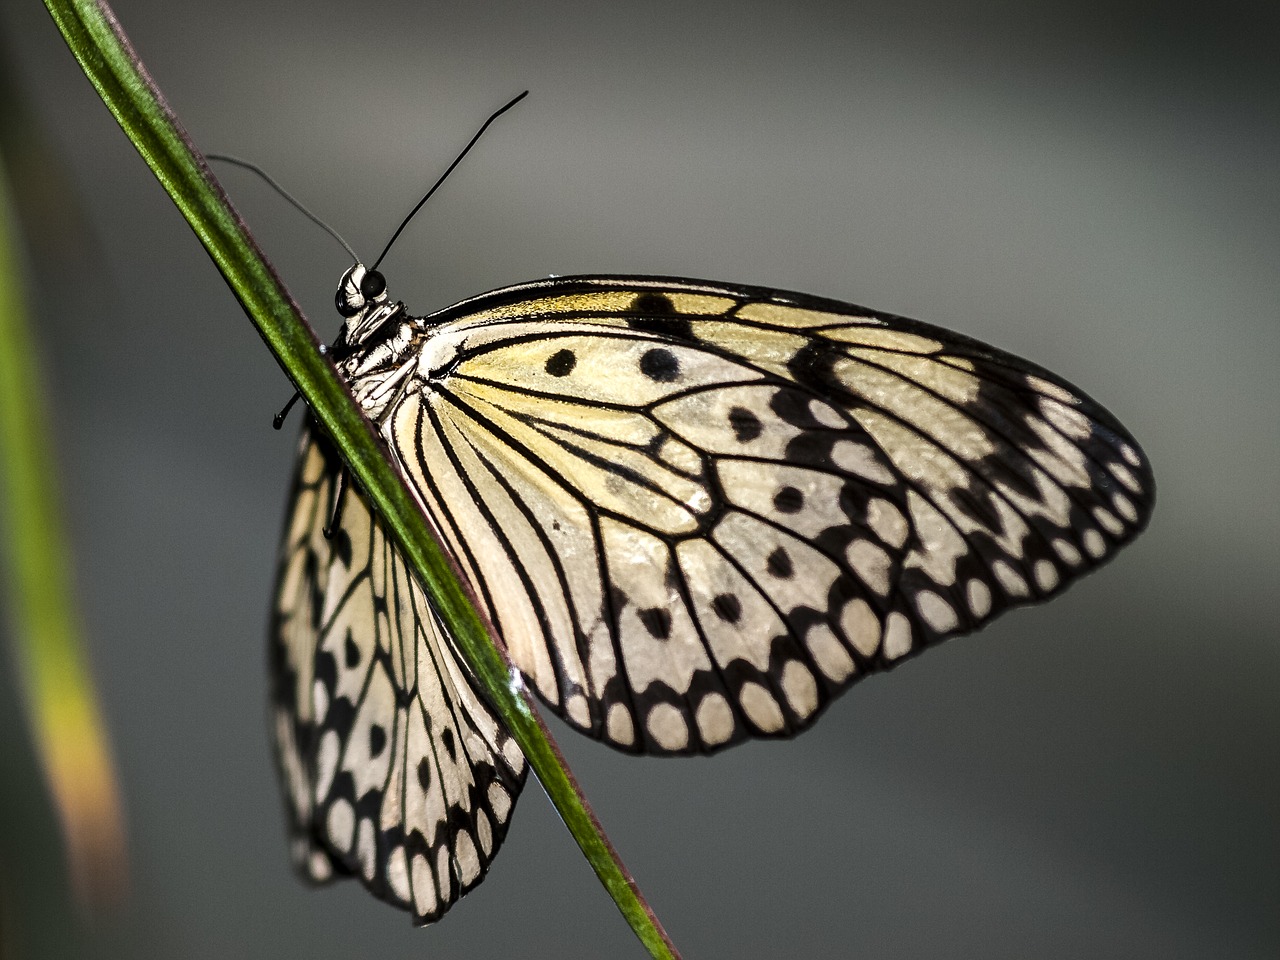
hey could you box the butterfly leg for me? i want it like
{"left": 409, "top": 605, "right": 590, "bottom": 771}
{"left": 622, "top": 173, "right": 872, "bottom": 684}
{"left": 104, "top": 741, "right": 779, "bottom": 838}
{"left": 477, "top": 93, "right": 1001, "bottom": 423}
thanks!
{"left": 323, "top": 468, "right": 348, "bottom": 539}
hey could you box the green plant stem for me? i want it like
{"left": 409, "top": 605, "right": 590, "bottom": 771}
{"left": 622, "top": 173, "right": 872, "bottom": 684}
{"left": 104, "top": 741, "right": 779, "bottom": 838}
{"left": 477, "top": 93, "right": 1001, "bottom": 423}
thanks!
{"left": 40, "top": 1, "right": 679, "bottom": 956}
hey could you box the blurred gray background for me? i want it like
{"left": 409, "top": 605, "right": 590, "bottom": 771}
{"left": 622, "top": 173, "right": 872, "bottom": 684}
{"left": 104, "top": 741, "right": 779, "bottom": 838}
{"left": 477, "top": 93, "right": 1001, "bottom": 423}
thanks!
{"left": 0, "top": 0, "right": 1276, "bottom": 957}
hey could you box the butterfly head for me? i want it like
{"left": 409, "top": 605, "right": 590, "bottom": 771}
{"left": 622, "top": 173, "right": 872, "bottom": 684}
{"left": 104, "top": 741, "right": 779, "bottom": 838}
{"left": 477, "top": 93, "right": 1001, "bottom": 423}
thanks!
{"left": 331, "top": 262, "right": 406, "bottom": 358}
{"left": 336, "top": 262, "right": 389, "bottom": 318}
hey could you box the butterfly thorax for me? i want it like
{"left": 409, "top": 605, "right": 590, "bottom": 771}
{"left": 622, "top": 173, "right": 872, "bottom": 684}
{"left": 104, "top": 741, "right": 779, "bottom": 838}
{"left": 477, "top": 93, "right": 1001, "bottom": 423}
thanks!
{"left": 331, "top": 262, "right": 427, "bottom": 421}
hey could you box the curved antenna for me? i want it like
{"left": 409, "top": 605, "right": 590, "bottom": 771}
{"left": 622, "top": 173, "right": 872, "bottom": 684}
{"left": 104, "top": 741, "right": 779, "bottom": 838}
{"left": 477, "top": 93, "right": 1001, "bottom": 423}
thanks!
{"left": 207, "top": 153, "right": 361, "bottom": 263}
{"left": 370, "top": 90, "right": 528, "bottom": 272}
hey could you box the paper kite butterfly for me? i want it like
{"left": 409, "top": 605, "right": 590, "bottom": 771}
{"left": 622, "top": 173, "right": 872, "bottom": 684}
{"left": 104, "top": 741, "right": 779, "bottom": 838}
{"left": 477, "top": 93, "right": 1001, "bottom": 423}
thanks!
{"left": 268, "top": 259, "right": 1154, "bottom": 924}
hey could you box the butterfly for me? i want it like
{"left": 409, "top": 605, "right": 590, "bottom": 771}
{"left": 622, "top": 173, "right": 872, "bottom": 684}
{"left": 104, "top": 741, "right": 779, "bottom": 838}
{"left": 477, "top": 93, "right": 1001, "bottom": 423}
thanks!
{"left": 269, "top": 264, "right": 1154, "bottom": 925}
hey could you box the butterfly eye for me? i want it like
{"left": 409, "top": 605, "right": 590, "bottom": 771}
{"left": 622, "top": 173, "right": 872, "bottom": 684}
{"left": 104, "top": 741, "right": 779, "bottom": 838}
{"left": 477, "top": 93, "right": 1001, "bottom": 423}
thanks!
{"left": 360, "top": 270, "right": 387, "bottom": 300}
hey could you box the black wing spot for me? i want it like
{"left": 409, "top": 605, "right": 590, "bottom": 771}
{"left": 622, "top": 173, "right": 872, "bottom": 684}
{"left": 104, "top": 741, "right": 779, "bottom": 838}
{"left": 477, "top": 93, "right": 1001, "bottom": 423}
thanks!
{"left": 787, "top": 341, "right": 844, "bottom": 398}
{"left": 304, "top": 553, "right": 324, "bottom": 630}
{"left": 441, "top": 726, "right": 457, "bottom": 762}
{"left": 369, "top": 724, "right": 387, "bottom": 758}
{"left": 344, "top": 632, "right": 360, "bottom": 669}
{"left": 638, "top": 607, "right": 672, "bottom": 640}
{"left": 728, "top": 406, "right": 763, "bottom": 443}
{"left": 712, "top": 593, "right": 742, "bottom": 623}
{"left": 631, "top": 292, "right": 676, "bottom": 314}
{"left": 627, "top": 293, "right": 697, "bottom": 341}
{"left": 333, "top": 528, "right": 353, "bottom": 567}
{"left": 766, "top": 547, "right": 794, "bottom": 579}
{"left": 773, "top": 485, "right": 805, "bottom": 514}
{"left": 545, "top": 348, "right": 576, "bottom": 377}
{"left": 416, "top": 757, "right": 432, "bottom": 793}
{"left": 639, "top": 347, "right": 680, "bottom": 382}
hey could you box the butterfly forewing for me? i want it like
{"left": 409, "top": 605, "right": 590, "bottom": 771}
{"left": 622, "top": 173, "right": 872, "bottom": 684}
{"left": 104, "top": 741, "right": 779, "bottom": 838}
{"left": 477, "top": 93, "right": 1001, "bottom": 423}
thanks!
{"left": 378, "top": 277, "right": 1153, "bottom": 756}
{"left": 270, "top": 425, "right": 526, "bottom": 924}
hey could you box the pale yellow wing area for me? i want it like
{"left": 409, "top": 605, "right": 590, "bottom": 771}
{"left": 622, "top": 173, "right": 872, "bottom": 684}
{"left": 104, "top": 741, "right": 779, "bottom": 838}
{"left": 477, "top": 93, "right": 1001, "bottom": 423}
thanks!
{"left": 380, "top": 277, "right": 1153, "bottom": 755}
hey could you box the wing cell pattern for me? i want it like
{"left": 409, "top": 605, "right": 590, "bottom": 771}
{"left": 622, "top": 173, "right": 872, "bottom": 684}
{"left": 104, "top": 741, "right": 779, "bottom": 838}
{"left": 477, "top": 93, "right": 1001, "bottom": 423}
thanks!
{"left": 382, "top": 278, "right": 1153, "bottom": 756}
{"left": 270, "top": 429, "right": 526, "bottom": 924}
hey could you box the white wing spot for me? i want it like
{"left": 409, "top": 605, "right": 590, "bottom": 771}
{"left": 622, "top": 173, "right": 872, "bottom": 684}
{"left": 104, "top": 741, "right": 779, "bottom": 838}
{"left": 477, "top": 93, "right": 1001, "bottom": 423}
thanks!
{"left": 307, "top": 849, "right": 333, "bottom": 882}
{"left": 326, "top": 798, "right": 355, "bottom": 852}
{"left": 388, "top": 846, "right": 411, "bottom": 904}
{"left": 357, "top": 817, "right": 376, "bottom": 881}
{"left": 832, "top": 440, "right": 896, "bottom": 485}
{"left": 606, "top": 703, "right": 636, "bottom": 746}
{"left": 1053, "top": 538, "right": 1083, "bottom": 567}
{"left": 840, "top": 598, "right": 880, "bottom": 658}
{"left": 1034, "top": 559, "right": 1060, "bottom": 592}
{"left": 1026, "top": 374, "right": 1078, "bottom": 404}
{"left": 646, "top": 702, "right": 690, "bottom": 751}
{"left": 884, "top": 612, "right": 913, "bottom": 659}
{"left": 1039, "top": 396, "right": 1092, "bottom": 440}
{"left": 905, "top": 490, "right": 971, "bottom": 579}
{"left": 916, "top": 590, "right": 959, "bottom": 633}
{"left": 316, "top": 730, "right": 341, "bottom": 798}
{"left": 807, "top": 623, "right": 857, "bottom": 681}
{"left": 695, "top": 693, "right": 735, "bottom": 747}
{"left": 1120, "top": 442, "right": 1141, "bottom": 466}
{"left": 1112, "top": 492, "right": 1139, "bottom": 523}
{"left": 808, "top": 398, "right": 846, "bottom": 428}
{"left": 866, "top": 498, "right": 908, "bottom": 548}
{"left": 455, "top": 830, "right": 481, "bottom": 886}
{"left": 1108, "top": 460, "right": 1143, "bottom": 494}
{"left": 566, "top": 693, "right": 590, "bottom": 728}
{"left": 781, "top": 660, "right": 819, "bottom": 718}
{"left": 993, "top": 560, "right": 1029, "bottom": 597}
{"left": 739, "top": 681, "right": 785, "bottom": 733}
{"left": 412, "top": 853, "right": 438, "bottom": 918}
{"left": 1093, "top": 506, "right": 1124, "bottom": 535}
{"left": 436, "top": 846, "right": 452, "bottom": 903}
{"left": 1083, "top": 529, "right": 1107, "bottom": 559}
{"left": 312, "top": 678, "right": 330, "bottom": 723}
{"left": 501, "top": 738, "right": 524, "bottom": 771}
{"left": 477, "top": 810, "right": 494, "bottom": 857}
{"left": 1026, "top": 414, "right": 1091, "bottom": 486}
{"left": 847, "top": 539, "right": 892, "bottom": 595}
{"left": 487, "top": 783, "right": 512, "bottom": 823}
{"left": 966, "top": 579, "right": 992, "bottom": 619}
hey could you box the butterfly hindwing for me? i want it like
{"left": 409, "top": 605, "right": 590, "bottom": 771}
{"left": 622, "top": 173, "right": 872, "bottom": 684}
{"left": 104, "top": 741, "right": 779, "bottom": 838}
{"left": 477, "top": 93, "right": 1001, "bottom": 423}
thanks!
{"left": 372, "top": 277, "right": 1153, "bottom": 755}
{"left": 270, "top": 426, "right": 526, "bottom": 924}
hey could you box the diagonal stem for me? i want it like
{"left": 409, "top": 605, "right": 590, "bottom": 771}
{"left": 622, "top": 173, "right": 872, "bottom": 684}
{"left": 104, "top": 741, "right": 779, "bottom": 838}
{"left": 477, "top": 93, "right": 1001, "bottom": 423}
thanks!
{"left": 40, "top": 0, "right": 681, "bottom": 956}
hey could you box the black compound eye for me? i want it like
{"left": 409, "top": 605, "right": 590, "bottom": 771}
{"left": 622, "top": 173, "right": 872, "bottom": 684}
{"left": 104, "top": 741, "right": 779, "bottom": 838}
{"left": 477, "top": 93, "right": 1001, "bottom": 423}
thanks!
{"left": 360, "top": 269, "right": 387, "bottom": 299}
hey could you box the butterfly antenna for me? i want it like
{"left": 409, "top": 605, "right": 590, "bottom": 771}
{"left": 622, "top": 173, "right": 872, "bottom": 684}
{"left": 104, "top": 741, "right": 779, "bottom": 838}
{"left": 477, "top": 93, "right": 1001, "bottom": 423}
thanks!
{"left": 206, "top": 153, "right": 361, "bottom": 263}
{"left": 370, "top": 90, "right": 528, "bottom": 272}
